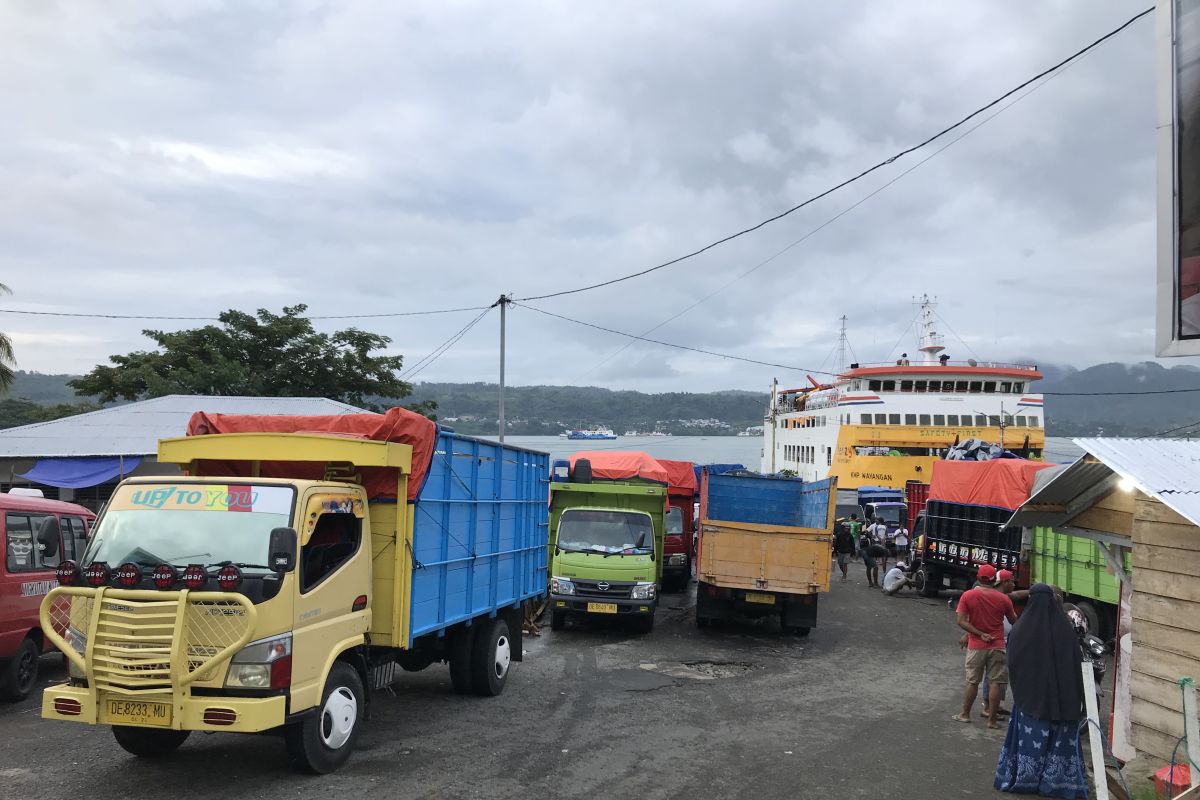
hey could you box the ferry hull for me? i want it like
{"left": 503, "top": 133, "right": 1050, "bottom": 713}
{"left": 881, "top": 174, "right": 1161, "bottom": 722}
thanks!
{"left": 828, "top": 424, "right": 1045, "bottom": 491}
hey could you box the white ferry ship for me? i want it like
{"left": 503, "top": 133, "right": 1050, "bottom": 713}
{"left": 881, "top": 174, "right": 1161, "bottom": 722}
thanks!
{"left": 760, "top": 297, "right": 1045, "bottom": 490}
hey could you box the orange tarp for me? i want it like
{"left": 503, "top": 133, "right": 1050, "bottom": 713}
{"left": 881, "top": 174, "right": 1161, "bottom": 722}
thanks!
{"left": 929, "top": 459, "right": 1054, "bottom": 511}
{"left": 657, "top": 459, "right": 698, "bottom": 497}
{"left": 569, "top": 451, "right": 669, "bottom": 485}
{"left": 185, "top": 407, "right": 437, "bottom": 502}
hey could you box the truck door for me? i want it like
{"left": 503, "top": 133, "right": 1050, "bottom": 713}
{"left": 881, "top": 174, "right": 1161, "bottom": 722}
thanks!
{"left": 291, "top": 490, "right": 371, "bottom": 709}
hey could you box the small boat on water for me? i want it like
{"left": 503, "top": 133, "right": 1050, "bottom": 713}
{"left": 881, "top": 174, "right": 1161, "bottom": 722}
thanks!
{"left": 562, "top": 426, "right": 618, "bottom": 440}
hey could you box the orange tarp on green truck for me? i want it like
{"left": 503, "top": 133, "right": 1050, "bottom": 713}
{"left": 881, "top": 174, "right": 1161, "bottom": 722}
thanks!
{"left": 929, "top": 459, "right": 1054, "bottom": 510}
{"left": 569, "top": 451, "right": 669, "bottom": 485}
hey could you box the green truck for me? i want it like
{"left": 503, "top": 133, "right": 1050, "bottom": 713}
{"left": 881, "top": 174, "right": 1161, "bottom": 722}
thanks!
{"left": 547, "top": 457, "right": 667, "bottom": 634}
{"left": 1030, "top": 526, "right": 1129, "bottom": 640}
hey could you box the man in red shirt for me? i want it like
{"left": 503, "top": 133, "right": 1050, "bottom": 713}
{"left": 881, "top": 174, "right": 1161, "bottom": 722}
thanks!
{"left": 952, "top": 564, "right": 1017, "bottom": 728}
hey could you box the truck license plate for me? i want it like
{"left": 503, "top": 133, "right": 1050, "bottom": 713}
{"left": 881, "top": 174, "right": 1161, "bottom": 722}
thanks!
{"left": 103, "top": 698, "right": 172, "bottom": 727}
{"left": 586, "top": 602, "right": 618, "bottom": 614}
{"left": 745, "top": 592, "right": 775, "bottom": 605}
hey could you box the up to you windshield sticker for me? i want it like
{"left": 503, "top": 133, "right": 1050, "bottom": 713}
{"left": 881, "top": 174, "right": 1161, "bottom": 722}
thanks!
{"left": 116, "top": 484, "right": 293, "bottom": 515}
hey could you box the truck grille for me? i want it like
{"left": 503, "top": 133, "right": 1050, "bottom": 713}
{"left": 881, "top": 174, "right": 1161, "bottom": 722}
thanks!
{"left": 42, "top": 588, "right": 256, "bottom": 697}
{"left": 573, "top": 580, "right": 634, "bottom": 599}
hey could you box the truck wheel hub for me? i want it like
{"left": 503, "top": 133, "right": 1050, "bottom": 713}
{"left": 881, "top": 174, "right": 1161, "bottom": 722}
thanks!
{"left": 320, "top": 686, "right": 357, "bottom": 750}
{"left": 494, "top": 635, "right": 511, "bottom": 680}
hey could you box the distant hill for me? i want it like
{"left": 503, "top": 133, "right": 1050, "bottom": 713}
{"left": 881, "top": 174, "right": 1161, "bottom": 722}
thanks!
{"left": 6, "top": 364, "right": 1200, "bottom": 437}
{"left": 5, "top": 371, "right": 80, "bottom": 404}
{"left": 402, "top": 382, "right": 766, "bottom": 436}
{"left": 1040, "top": 361, "right": 1200, "bottom": 437}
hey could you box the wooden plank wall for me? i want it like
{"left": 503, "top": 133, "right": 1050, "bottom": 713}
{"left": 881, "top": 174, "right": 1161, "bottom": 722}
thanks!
{"left": 1131, "top": 496, "right": 1200, "bottom": 763}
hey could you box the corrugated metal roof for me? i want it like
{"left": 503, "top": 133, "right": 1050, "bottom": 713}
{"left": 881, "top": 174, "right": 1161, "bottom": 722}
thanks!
{"left": 1009, "top": 438, "right": 1200, "bottom": 530}
{"left": 1007, "top": 459, "right": 1118, "bottom": 529}
{"left": 1073, "top": 437, "right": 1200, "bottom": 527}
{"left": 0, "top": 395, "right": 365, "bottom": 458}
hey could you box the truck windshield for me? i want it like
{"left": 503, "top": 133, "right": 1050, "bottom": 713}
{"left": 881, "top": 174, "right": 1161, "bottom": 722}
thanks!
{"left": 872, "top": 506, "right": 906, "bottom": 526}
{"left": 82, "top": 483, "right": 295, "bottom": 570}
{"left": 666, "top": 507, "right": 683, "bottom": 535}
{"left": 558, "top": 509, "right": 653, "bottom": 554}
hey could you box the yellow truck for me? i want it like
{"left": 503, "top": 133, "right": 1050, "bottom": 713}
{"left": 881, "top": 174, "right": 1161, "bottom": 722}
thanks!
{"left": 695, "top": 473, "right": 834, "bottom": 634}
{"left": 38, "top": 412, "right": 549, "bottom": 773}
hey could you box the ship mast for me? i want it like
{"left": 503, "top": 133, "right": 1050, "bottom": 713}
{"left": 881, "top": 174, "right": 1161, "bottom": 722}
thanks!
{"left": 835, "top": 315, "right": 848, "bottom": 373}
{"left": 915, "top": 294, "right": 945, "bottom": 365}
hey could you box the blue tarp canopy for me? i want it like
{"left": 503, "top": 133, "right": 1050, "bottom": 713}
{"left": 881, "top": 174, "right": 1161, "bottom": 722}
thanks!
{"left": 18, "top": 456, "right": 142, "bottom": 489}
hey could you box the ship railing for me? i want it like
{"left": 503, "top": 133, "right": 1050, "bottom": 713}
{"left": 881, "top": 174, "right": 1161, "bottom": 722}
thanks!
{"left": 843, "top": 360, "right": 1039, "bottom": 372}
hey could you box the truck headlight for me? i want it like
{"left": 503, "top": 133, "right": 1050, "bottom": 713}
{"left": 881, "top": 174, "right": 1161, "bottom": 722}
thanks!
{"left": 226, "top": 633, "right": 292, "bottom": 690}
{"left": 550, "top": 577, "right": 575, "bottom": 596}
{"left": 668, "top": 554, "right": 686, "bottom": 566}
{"left": 630, "top": 582, "right": 656, "bottom": 600}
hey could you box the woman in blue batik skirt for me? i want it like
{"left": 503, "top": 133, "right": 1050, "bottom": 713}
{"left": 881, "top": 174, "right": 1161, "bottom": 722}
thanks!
{"left": 995, "top": 583, "right": 1088, "bottom": 799}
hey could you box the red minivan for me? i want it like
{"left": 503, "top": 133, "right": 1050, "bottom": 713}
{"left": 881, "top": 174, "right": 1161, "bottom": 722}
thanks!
{"left": 0, "top": 491, "right": 94, "bottom": 701}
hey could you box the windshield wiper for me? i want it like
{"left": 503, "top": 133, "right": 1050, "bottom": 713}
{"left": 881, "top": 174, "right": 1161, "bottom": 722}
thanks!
{"left": 207, "top": 561, "right": 274, "bottom": 571}
{"left": 603, "top": 547, "right": 648, "bottom": 557}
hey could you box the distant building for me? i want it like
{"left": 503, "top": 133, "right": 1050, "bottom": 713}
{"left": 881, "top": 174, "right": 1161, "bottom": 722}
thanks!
{"left": 0, "top": 395, "right": 364, "bottom": 509}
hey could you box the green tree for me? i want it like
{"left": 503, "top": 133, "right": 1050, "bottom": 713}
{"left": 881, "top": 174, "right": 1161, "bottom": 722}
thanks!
{"left": 70, "top": 305, "right": 426, "bottom": 412}
{"left": 0, "top": 283, "right": 15, "bottom": 392}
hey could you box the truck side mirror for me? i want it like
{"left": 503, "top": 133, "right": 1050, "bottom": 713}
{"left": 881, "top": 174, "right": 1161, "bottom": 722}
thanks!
{"left": 269, "top": 527, "right": 298, "bottom": 573}
{"left": 37, "top": 516, "right": 61, "bottom": 559}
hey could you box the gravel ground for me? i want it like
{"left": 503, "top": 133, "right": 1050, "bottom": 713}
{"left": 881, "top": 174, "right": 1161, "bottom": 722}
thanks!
{"left": 0, "top": 569, "right": 1024, "bottom": 799}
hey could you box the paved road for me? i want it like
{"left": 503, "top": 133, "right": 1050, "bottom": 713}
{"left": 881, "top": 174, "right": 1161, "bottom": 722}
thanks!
{"left": 1, "top": 571, "right": 1014, "bottom": 799}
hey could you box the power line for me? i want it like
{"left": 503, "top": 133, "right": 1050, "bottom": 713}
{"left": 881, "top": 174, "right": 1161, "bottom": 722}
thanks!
{"left": 514, "top": 6, "right": 1153, "bottom": 303}
{"left": 0, "top": 305, "right": 491, "bottom": 322}
{"left": 538, "top": 53, "right": 1069, "bottom": 391}
{"left": 1042, "top": 388, "right": 1200, "bottom": 396}
{"left": 513, "top": 302, "right": 837, "bottom": 375}
{"left": 1150, "top": 419, "right": 1200, "bottom": 437}
{"left": 400, "top": 306, "right": 494, "bottom": 381}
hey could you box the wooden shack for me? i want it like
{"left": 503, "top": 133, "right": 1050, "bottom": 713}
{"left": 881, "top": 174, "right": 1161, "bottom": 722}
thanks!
{"left": 1012, "top": 437, "right": 1200, "bottom": 766}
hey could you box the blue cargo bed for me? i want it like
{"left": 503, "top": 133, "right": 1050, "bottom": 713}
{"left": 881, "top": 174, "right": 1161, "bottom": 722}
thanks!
{"left": 408, "top": 432, "right": 549, "bottom": 643}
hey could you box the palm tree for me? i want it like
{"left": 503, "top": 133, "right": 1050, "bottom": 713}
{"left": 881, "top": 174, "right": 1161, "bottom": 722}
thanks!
{"left": 0, "top": 283, "right": 14, "bottom": 392}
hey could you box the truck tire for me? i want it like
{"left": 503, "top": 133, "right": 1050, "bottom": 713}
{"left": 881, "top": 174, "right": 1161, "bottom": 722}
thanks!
{"left": 632, "top": 614, "right": 654, "bottom": 634}
{"left": 550, "top": 609, "right": 566, "bottom": 631}
{"left": 285, "top": 662, "right": 364, "bottom": 774}
{"left": 696, "top": 614, "right": 710, "bottom": 629}
{"left": 470, "top": 618, "right": 511, "bottom": 697}
{"left": 0, "top": 637, "right": 39, "bottom": 702}
{"left": 783, "top": 625, "right": 811, "bottom": 636}
{"left": 916, "top": 567, "right": 941, "bottom": 598}
{"left": 448, "top": 626, "right": 474, "bottom": 695}
{"left": 112, "top": 726, "right": 190, "bottom": 757}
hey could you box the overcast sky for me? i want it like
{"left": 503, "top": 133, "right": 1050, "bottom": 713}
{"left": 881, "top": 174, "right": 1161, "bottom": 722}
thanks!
{"left": 0, "top": 0, "right": 1185, "bottom": 394}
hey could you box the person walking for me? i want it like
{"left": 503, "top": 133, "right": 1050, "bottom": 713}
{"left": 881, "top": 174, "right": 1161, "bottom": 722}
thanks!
{"left": 865, "top": 540, "right": 888, "bottom": 588}
{"left": 994, "top": 584, "right": 1088, "bottom": 799}
{"left": 893, "top": 524, "right": 910, "bottom": 563}
{"left": 857, "top": 523, "right": 877, "bottom": 586}
{"left": 833, "top": 519, "right": 857, "bottom": 582}
{"left": 978, "top": 569, "right": 1023, "bottom": 717}
{"left": 952, "top": 564, "right": 1016, "bottom": 728}
{"left": 867, "top": 517, "right": 890, "bottom": 572}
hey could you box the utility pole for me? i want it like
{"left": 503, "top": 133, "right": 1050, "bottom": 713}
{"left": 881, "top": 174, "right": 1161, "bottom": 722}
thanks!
{"left": 498, "top": 294, "right": 509, "bottom": 443}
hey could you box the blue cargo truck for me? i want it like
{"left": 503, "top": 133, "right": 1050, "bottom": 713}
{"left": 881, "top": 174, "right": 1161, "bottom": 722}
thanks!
{"left": 696, "top": 472, "right": 836, "bottom": 634}
{"left": 39, "top": 410, "right": 549, "bottom": 773}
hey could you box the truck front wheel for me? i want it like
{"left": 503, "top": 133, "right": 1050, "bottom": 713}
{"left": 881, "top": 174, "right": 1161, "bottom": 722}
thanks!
{"left": 470, "top": 618, "right": 511, "bottom": 697}
{"left": 550, "top": 609, "right": 566, "bottom": 631}
{"left": 113, "top": 726, "right": 190, "bottom": 757}
{"left": 285, "top": 662, "right": 364, "bottom": 774}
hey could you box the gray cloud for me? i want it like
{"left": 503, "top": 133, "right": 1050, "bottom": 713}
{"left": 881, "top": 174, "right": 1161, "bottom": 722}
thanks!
{"left": 1, "top": 0, "right": 1193, "bottom": 396}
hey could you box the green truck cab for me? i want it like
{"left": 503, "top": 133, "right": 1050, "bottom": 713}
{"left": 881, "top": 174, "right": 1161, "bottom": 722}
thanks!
{"left": 548, "top": 476, "right": 666, "bottom": 634}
